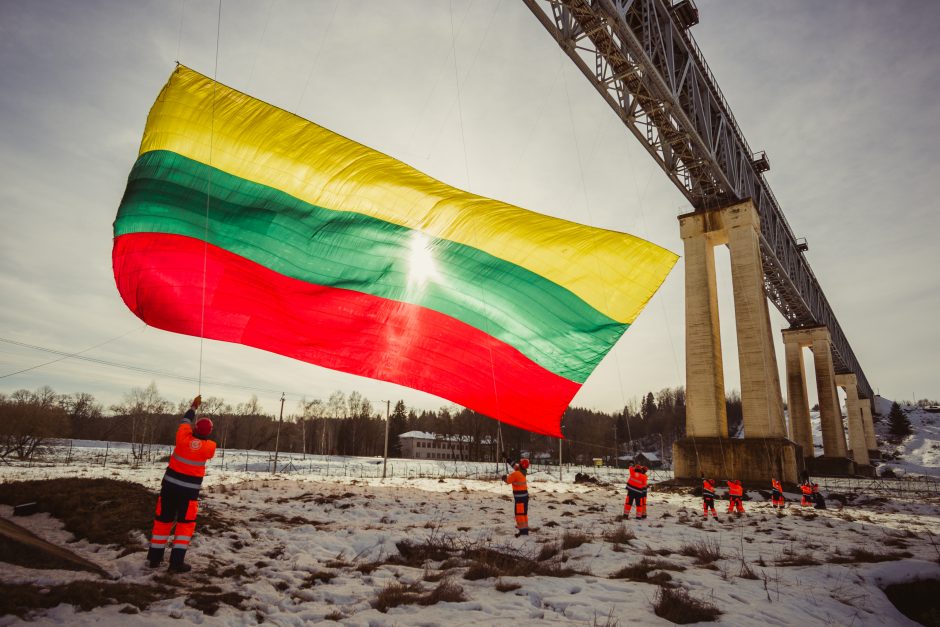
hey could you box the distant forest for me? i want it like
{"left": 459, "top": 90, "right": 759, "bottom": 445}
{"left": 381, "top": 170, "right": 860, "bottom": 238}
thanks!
{"left": 0, "top": 383, "right": 748, "bottom": 465}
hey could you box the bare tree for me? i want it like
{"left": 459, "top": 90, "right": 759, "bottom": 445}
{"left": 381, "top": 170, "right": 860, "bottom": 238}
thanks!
{"left": 0, "top": 386, "right": 67, "bottom": 460}
{"left": 111, "top": 382, "right": 170, "bottom": 464}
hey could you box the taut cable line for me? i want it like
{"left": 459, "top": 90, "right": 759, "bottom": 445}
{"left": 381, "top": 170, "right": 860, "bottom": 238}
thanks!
{"left": 198, "top": 0, "right": 223, "bottom": 395}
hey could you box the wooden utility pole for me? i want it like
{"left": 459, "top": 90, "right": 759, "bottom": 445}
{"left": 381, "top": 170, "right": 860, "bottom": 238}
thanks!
{"left": 382, "top": 400, "right": 391, "bottom": 479}
{"left": 272, "top": 392, "right": 285, "bottom": 473}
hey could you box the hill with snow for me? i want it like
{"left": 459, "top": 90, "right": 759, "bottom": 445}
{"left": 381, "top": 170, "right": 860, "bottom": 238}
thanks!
{"left": 873, "top": 397, "right": 940, "bottom": 477}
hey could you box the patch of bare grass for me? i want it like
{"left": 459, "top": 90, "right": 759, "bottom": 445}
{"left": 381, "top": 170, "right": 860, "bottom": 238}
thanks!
{"left": 463, "top": 561, "right": 502, "bottom": 580}
{"left": 184, "top": 586, "right": 248, "bottom": 616}
{"left": 391, "top": 536, "right": 456, "bottom": 567}
{"left": 679, "top": 539, "right": 722, "bottom": 564}
{"left": 537, "top": 542, "right": 560, "bottom": 561}
{"left": 420, "top": 579, "right": 466, "bottom": 605}
{"left": 652, "top": 586, "right": 721, "bottom": 623}
{"left": 610, "top": 558, "right": 681, "bottom": 585}
{"left": 0, "top": 581, "right": 171, "bottom": 619}
{"left": 829, "top": 548, "right": 912, "bottom": 564}
{"left": 355, "top": 561, "right": 380, "bottom": 574}
{"left": 303, "top": 569, "right": 337, "bottom": 586}
{"left": 371, "top": 579, "right": 466, "bottom": 613}
{"left": 775, "top": 546, "right": 820, "bottom": 567}
{"left": 738, "top": 561, "right": 760, "bottom": 580}
{"left": 603, "top": 525, "right": 635, "bottom": 545}
{"left": 561, "top": 530, "right": 591, "bottom": 550}
{"left": 495, "top": 578, "right": 521, "bottom": 592}
{"left": 372, "top": 581, "right": 423, "bottom": 613}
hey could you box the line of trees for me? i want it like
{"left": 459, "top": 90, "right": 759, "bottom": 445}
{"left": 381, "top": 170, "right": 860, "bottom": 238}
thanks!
{"left": 0, "top": 382, "right": 745, "bottom": 465}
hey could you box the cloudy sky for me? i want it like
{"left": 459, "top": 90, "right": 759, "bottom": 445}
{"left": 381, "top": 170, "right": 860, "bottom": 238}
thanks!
{"left": 1, "top": 0, "right": 937, "bottom": 418}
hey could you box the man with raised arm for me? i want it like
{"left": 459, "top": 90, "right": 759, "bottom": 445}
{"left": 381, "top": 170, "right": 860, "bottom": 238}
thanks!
{"left": 146, "top": 395, "right": 217, "bottom": 573}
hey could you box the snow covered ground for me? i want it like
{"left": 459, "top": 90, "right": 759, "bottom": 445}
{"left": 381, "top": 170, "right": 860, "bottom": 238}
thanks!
{"left": 2, "top": 455, "right": 939, "bottom": 625}
{"left": 872, "top": 398, "right": 940, "bottom": 477}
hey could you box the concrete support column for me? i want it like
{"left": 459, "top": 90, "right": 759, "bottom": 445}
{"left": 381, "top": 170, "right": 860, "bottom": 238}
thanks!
{"left": 812, "top": 332, "right": 848, "bottom": 458}
{"left": 725, "top": 202, "right": 786, "bottom": 438}
{"left": 679, "top": 213, "right": 728, "bottom": 437}
{"left": 860, "top": 400, "right": 877, "bottom": 451}
{"left": 782, "top": 331, "right": 813, "bottom": 457}
{"left": 836, "top": 374, "right": 869, "bottom": 466}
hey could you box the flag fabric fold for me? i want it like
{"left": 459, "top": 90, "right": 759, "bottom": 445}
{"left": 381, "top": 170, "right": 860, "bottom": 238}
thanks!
{"left": 113, "top": 65, "right": 677, "bottom": 437}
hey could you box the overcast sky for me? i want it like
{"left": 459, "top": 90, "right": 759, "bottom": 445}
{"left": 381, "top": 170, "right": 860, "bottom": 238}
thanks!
{"left": 1, "top": 0, "right": 937, "bottom": 418}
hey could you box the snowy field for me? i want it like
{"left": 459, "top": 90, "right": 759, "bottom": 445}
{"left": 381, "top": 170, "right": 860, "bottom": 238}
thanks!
{"left": 2, "top": 450, "right": 940, "bottom": 625}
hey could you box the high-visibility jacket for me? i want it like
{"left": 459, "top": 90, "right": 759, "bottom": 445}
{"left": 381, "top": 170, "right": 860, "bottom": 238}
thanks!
{"left": 771, "top": 479, "right": 783, "bottom": 493}
{"left": 800, "top": 483, "right": 813, "bottom": 496}
{"left": 627, "top": 467, "right": 648, "bottom": 491}
{"left": 505, "top": 470, "right": 528, "bottom": 496}
{"left": 702, "top": 479, "right": 716, "bottom": 499}
{"left": 727, "top": 480, "right": 743, "bottom": 497}
{"left": 163, "top": 410, "right": 217, "bottom": 496}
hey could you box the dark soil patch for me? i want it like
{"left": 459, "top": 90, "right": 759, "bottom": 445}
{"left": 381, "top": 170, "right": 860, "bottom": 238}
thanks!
{"left": 0, "top": 478, "right": 155, "bottom": 552}
{"left": 0, "top": 518, "right": 105, "bottom": 574}
{"left": 0, "top": 581, "right": 171, "bottom": 619}
{"left": 304, "top": 569, "right": 337, "bottom": 585}
{"left": 653, "top": 586, "right": 721, "bottom": 623}
{"left": 574, "top": 473, "right": 605, "bottom": 485}
{"left": 883, "top": 579, "right": 940, "bottom": 627}
{"left": 0, "top": 478, "right": 234, "bottom": 555}
{"left": 185, "top": 589, "right": 248, "bottom": 615}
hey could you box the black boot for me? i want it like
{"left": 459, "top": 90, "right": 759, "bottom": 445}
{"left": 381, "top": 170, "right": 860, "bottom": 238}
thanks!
{"left": 168, "top": 547, "right": 191, "bottom": 573}
{"left": 146, "top": 546, "right": 165, "bottom": 568}
{"left": 515, "top": 529, "right": 529, "bottom": 537}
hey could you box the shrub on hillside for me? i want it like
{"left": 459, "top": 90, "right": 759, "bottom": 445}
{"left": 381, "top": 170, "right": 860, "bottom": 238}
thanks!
{"left": 888, "top": 402, "right": 913, "bottom": 437}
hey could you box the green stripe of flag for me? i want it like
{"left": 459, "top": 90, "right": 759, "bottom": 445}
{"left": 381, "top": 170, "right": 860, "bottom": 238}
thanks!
{"left": 114, "top": 150, "right": 629, "bottom": 382}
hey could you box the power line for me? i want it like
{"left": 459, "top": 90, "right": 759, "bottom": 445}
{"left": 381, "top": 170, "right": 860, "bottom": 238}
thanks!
{"left": 0, "top": 326, "right": 145, "bottom": 379}
{"left": 0, "top": 336, "right": 310, "bottom": 399}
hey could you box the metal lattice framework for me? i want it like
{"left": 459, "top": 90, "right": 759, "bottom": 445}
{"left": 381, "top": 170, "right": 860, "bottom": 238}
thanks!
{"left": 523, "top": 0, "right": 872, "bottom": 400}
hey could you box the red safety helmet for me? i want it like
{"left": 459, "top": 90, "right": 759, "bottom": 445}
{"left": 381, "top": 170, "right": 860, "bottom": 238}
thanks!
{"left": 195, "top": 416, "right": 214, "bottom": 437}
{"left": 520, "top": 458, "right": 530, "bottom": 470}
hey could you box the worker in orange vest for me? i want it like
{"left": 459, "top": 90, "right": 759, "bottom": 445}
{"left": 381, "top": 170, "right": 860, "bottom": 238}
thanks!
{"left": 800, "top": 481, "right": 814, "bottom": 507}
{"left": 624, "top": 463, "right": 648, "bottom": 519}
{"left": 502, "top": 459, "right": 529, "bottom": 536}
{"left": 726, "top": 479, "right": 745, "bottom": 516}
{"left": 771, "top": 478, "right": 785, "bottom": 509}
{"left": 147, "top": 395, "right": 217, "bottom": 573}
{"left": 702, "top": 476, "right": 718, "bottom": 519}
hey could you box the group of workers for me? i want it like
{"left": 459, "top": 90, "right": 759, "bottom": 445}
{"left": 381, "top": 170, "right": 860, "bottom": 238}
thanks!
{"left": 496, "top": 460, "right": 830, "bottom": 535}
{"left": 147, "top": 399, "right": 835, "bottom": 569}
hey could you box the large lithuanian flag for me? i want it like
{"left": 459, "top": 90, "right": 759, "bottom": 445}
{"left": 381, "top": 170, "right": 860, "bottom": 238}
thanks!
{"left": 113, "top": 65, "right": 677, "bottom": 437}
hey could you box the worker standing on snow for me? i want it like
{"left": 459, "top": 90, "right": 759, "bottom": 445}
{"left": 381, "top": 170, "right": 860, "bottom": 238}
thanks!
{"left": 726, "top": 479, "right": 745, "bottom": 516}
{"left": 502, "top": 459, "right": 529, "bottom": 536}
{"left": 147, "top": 395, "right": 216, "bottom": 573}
{"left": 800, "top": 480, "right": 814, "bottom": 507}
{"left": 771, "top": 478, "right": 785, "bottom": 509}
{"left": 702, "top": 476, "right": 718, "bottom": 519}
{"left": 624, "top": 462, "right": 648, "bottom": 519}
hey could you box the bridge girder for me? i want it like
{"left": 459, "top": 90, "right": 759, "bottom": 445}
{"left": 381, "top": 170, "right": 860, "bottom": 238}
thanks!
{"left": 523, "top": 0, "right": 872, "bottom": 400}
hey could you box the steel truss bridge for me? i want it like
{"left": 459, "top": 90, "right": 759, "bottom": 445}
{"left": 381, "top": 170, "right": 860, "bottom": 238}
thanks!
{"left": 523, "top": 0, "right": 872, "bottom": 400}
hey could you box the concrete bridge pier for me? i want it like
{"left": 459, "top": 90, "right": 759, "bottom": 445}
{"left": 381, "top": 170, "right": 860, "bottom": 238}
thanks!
{"left": 782, "top": 329, "right": 814, "bottom": 458}
{"left": 860, "top": 399, "right": 880, "bottom": 459}
{"left": 672, "top": 200, "right": 800, "bottom": 484}
{"left": 785, "top": 326, "right": 855, "bottom": 476}
{"left": 835, "top": 373, "right": 872, "bottom": 473}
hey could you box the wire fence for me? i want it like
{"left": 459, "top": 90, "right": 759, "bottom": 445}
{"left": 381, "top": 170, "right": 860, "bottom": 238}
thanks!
{"left": 6, "top": 440, "right": 937, "bottom": 496}
{"left": 4, "top": 439, "right": 681, "bottom": 484}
